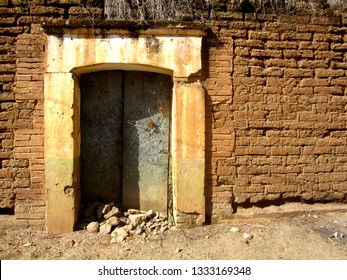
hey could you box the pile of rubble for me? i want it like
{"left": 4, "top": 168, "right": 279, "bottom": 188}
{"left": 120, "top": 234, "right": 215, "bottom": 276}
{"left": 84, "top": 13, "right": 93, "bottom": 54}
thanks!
{"left": 78, "top": 201, "right": 172, "bottom": 243}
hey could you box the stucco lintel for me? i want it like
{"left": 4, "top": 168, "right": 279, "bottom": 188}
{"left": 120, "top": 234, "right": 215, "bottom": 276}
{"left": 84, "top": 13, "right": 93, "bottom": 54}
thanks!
{"left": 46, "top": 33, "right": 203, "bottom": 78}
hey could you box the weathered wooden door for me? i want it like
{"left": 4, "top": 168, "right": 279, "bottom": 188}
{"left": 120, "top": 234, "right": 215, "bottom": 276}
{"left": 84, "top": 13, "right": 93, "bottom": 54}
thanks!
{"left": 80, "top": 71, "right": 171, "bottom": 213}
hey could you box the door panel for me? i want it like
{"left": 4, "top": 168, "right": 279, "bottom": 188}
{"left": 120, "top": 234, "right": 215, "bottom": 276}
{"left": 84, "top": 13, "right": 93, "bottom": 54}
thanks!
{"left": 80, "top": 71, "right": 123, "bottom": 203}
{"left": 122, "top": 72, "right": 171, "bottom": 213}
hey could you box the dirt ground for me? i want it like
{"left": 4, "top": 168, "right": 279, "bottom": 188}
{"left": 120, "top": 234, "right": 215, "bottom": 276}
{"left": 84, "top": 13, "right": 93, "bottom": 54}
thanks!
{"left": 1, "top": 204, "right": 347, "bottom": 260}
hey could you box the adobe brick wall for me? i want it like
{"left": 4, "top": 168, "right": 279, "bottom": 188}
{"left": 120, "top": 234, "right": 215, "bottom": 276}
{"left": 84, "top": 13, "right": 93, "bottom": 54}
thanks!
{"left": 0, "top": 1, "right": 346, "bottom": 226}
{"left": 204, "top": 12, "right": 347, "bottom": 222}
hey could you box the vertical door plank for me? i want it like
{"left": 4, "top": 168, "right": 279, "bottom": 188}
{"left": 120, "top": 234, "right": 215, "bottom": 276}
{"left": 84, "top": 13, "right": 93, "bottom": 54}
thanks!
{"left": 122, "top": 71, "right": 171, "bottom": 212}
{"left": 80, "top": 71, "right": 123, "bottom": 204}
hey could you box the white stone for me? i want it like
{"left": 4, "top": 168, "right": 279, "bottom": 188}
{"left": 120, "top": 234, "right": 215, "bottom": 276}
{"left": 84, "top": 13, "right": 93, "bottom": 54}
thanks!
{"left": 144, "top": 209, "right": 155, "bottom": 218}
{"left": 107, "top": 217, "right": 120, "bottom": 226}
{"left": 99, "top": 223, "right": 112, "bottom": 234}
{"left": 104, "top": 206, "right": 122, "bottom": 219}
{"left": 111, "top": 227, "right": 128, "bottom": 239}
{"left": 243, "top": 232, "right": 254, "bottom": 241}
{"left": 86, "top": 221, "right": 99, "bottom": 233}
{"left": 230, "top": 227, "right": 240, "bottom": 232}
{"left": 102, "top": 202, "right": 115, "bottom": 215}
{"left": 128, "top": 214, "right": 145, "bottom": 226}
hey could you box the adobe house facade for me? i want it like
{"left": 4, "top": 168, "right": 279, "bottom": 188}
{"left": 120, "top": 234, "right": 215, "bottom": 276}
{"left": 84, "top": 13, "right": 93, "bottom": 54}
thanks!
{"left": 0, "top": 1, "right": 346, "bottom": 233}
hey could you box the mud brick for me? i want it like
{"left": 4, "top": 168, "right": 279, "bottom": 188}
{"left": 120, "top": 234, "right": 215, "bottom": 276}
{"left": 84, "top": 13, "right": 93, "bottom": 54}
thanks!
{"left": 298, "top": 60, "right": 328, "bottom": 69}
{"left": 220, "top": 29, "right": 247, "bottom": 38}
{"left": 315, "top": 68, "right": 345, "bottom": 77}
{"left": 284, "top": 68, "right": 313, "bottom": 78}
{"left": 265, "top": 21, "right": 296, "bottom": 31}
{"left": 282, "top": 32, "right": 312, "bottom": 41}
{"left": 234, "top": 39, "right": 264, "bottom": 48}
{"left": 2, "top": 159, "right": 29, "bottom": 167}
{"left": 331, "top": 62, "right": 347, "bottom": 69}
{"left": 248, "top": 31, "right": 280, "bottom": 40}
{"left": 251, "top": 49, "right": 282, "bottom": 58}
{"left": 29, "top": 6, "right": 64, "bottom": 16}
{"left": 234, "top": 47, "right": 250, "bottom": 56}
{"left": 264, "top": 58, "right": 297, "bottom": 68}
{"left": 330, "top": 77, "right": 347, "bottom": 86}
{"left": 0, "top": 64, "right": 16, "bottom": 73}
{"left": 266, "top": 41, "right": 298, "bottom": 49}
{"left": 0, "top": 27, "right": 23, "bottom": 35}
{"left": 262, "top": 67, "right": 284, "bottom": 77}
{"left": 314, "top": 86, "right": 343, "bottom": 95}
{"left": 47, "top": 0, "right": 80, "bottom": 4}
{"left": 283, "top": 50, "right": 314, "bottom": 59}
{"left": 313, "top": 33, "right": 342, "bottom": 42}
{"left": 68, "top": 7, "right": 103, "bottom": 19}
{"left": 318, "top": 173, "right": 347, "bottom": 183}
{"left": 315, "top": 51, "right": 343, "bottom": 60}
{"left": 299, "top": 41, "right": 329, "bottom": 51}
{"left": 297, "top": 24, "right": 328, "bottom": 33}
{"left": 331, "top": 43, "right": 347, "bottom": 51}
{"left": 0, "top": 17, "right": 16, "bottom": 25}
{"left": 299, "top": 78, "right": 329, "bottom": 87}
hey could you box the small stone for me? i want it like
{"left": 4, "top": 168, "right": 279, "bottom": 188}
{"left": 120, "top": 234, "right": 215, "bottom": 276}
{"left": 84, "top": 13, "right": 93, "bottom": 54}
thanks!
{"left": 99, "top": 223, "right": 112, "bottom": 234}
{"left": 111, "top": 227, "right": 128, "bottom": 239}
{"left": 84, "top": 201, "right": 101, "bottom": 217}
{"left": 230, "top": 227, "right": 240, "bottom": 232}
{"left": 243, "top": 232, "right": 254, "bottom": 241}
{"left": 104, "top": 206, "right": 122, "bottom": 219}
{"left": 102, "top": 202, "right": 115, "bottom": 215}
{"left": 128, "top": 209, "right": 141, "bottom": 215}
{"left": 86, "top": 221, "right": 99, "bottom": 233}
{"left": 107, "top": 216, "right": 120, "bottom": 226}
{"left": 128, "top": 214, "right": 145, "bottom": 226}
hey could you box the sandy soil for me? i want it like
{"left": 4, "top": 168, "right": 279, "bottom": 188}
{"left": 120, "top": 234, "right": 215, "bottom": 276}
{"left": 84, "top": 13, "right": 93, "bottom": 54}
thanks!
{"left": 1, "top": 205, "right": 347, "bottom": 260}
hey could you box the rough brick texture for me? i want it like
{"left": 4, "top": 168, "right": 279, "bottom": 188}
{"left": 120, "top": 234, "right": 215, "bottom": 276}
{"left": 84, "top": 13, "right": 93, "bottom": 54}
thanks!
{"left": 0, "top": 2, "right": 347, "bottom": 226}
{"left": 204, "top": 12, "right": 347, "bottom": 222}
